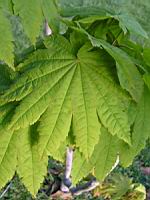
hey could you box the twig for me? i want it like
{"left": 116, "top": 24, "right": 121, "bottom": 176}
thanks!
{"left": 61, "top": 147, "right": 74, "bottom": 193}
{"left": 111, "top": 155, "right": 120, "bottom": 171}
{"left": 65, "top": 148, "right": 74, "bottom": 180}
{"left": 0, "top": 182, "right": 12, "bottom": 199}
{"left": 70, "top": 179, "right": 100, "bottom": 196}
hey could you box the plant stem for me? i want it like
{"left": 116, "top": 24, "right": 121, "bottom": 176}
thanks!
{"left": 0, "top": 182, "right": 12, "bottom": 199}
{"left": 70, "top": 179, "right": 100, "bottom": 196}
{"left": 61, "top": 147, "right": 74, "bottom": 193}
{"left": 65, "top": 147, "right": 74, "bottom": 179}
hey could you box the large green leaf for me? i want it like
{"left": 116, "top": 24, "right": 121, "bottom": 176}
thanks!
{"left": 120, "top": 86, "right": 150, "bottom": 167}
{"left": 0, "top": 127, "right": 17, "bottom": 189}
{"left": 1, "top": 35, "right": 131, "bottom": 158}
{"left": 0, "top": 10, "right": 14, "bottom": 68}
{"left": 17, "top": 125, "right": 48, "bottom": 196}
{"left": 72, "top": 127, "right": 119, "bottom": 184}
{"left": 12, "top": 0, "right": 43, "bottom": 44}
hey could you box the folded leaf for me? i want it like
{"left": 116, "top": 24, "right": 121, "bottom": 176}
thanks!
{"left": 88, "top": 36, "right": 144, "bottom": 102}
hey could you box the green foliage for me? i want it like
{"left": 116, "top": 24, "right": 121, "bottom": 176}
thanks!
{"left": 12, "top": 0, "right": 43, "bottom": 44}
{"left": 116, "top": 140, "right": 150, "bottom": 190}
{"left": 94, "top": 173, "right": 146, "bottom": 200}
{"left": 87, "top": 35, "right": 143, "bottom": 102}
{"left": 0, "top": 0, "right": 150, "bottom": 196}
{"left": 0, "top": 146, "right": 149, "bottom": 199}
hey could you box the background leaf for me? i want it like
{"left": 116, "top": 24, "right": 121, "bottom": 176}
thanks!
{"left": 0, "top": 10, "right": 14, "bottom": 68}
{"left": 12, "top": 0, "right": 43, "bottom": 44}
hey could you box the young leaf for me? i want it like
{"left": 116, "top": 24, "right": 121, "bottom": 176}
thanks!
{"left": 12, "top": 0, "right": 43, "bottom": 44}
{"left": 17, "top": 125, "right": 48, "bottom": 197}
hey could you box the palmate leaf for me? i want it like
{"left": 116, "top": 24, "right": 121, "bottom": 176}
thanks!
{"left": 120, "top": 86, "right": 150, "bottom": 167}
{"left": 17, "top": 125, "right": 48, "bottom": 196}
{"left": 72, "top": 127, "right": 119, "bottom": 184}
{"left": 12, "top": 0, "right": 43, "bottom": 44}
{"left": 1, "top": 35, "right": 131, "bottom": 158}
